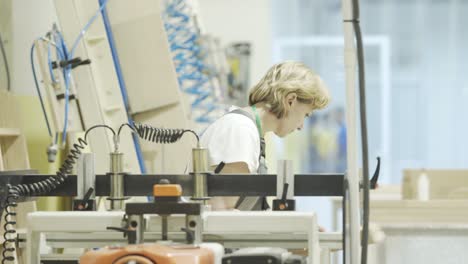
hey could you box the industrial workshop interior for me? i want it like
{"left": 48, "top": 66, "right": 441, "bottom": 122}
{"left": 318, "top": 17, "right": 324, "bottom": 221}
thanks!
{"left": 0, "top": 0, "right": 467, "bottom": 263}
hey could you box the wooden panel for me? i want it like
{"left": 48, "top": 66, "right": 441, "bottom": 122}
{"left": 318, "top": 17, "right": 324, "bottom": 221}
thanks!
{"left": 53, "top": 0, "right": 140, "bottom": 174}
{"left": 370, "top": 200, "right": 468, "bottom": 224}
{"left": 0, "top": 91, "right": 30, "bottom": 169}
{"left": 402, "top": 169, "right": 468, "bottom": 199}
{"left": 0, "top": 135, "right": 29, "bottom": 170}
{"left": 107, "top": 0, "right": 181, "bottom": 114}
{"left": 53, "top": 0, "right": 190, "bottom": 173}
{"left": 0, "top": 128, "right": 21, "bottom": 136}
{"left": 0, "top": 91, "right": 19, "bottom": 127}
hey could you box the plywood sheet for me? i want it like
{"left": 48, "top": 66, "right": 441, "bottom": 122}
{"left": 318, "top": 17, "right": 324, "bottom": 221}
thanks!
{"left": 403, "top": 169, "right": 468, "bottom": 199}
{"left": 106, "top": 0, "right": 181, "bottom": 114}
{"left": 0, "top": 91, "right": 29, "bottom": 169}
{"left": 53, "top": 0, "right": 140, "bottom": 173}
{"left": 371, "top": 200, "right": 468, "bottom": 224}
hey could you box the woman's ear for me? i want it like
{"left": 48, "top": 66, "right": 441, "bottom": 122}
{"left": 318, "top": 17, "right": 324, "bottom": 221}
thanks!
{"left": 286, "top": 93, "right": 297, "bottom": 106}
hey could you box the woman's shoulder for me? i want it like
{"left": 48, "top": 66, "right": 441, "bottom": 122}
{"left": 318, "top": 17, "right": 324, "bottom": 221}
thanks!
{"left": 202, "top": 112, "right": 258, "bottom": 140}
{"left": 210, "top": 112, "right": 257, "bottom": 134}
{"left": 223, "top": 111, "right": 256, "bottom": 124}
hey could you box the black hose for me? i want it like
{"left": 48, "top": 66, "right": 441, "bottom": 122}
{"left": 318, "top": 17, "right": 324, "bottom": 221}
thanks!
{"left": 349, "top": 0, "right": 371, "bottom": 263}
{"left": 84, "top": 124, "right": 116, "bottom": 141}
{"left": 0, "top": 32, "right": 10, "bottom": 92}
{"left": 118, "top": 123, "right": 136, "bottom": 137}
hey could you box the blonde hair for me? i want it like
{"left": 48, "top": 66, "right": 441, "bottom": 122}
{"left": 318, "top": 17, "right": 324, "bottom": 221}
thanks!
{"left": 249, "top": 61, "right": 330, "bottom": 118}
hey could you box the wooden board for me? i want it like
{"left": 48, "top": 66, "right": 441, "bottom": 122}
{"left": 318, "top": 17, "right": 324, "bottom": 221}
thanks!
{"left": 370, "top": 200, "right": 468, "bottom": 224}
{"left": 53, "top": 0, "right": 190, "bottom": 174}
{"left": 53, "top": 0, "right": 141, "bottom": 174}
{"left": 106, "top": 0, "right": 181, "bottom": 114}
{"left": 402, "top": 169, "right": 468, "bottom": 199}
{"left": 0, "top": 91, "right": 30, "bottom": 169}
{"left": 0, "top": 128, "right": 21, "bottom": 136}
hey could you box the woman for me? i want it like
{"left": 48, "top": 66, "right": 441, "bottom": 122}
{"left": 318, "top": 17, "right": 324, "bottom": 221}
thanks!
{"left": 201, "top": 61, "right": 331, "bottom": 210}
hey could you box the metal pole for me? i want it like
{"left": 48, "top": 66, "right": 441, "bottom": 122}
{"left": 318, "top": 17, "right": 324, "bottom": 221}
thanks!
{"left": 342, "top": 0, "right": 361, "bottom": 263}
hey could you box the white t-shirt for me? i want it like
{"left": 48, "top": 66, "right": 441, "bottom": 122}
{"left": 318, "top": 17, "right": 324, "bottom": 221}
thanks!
{"left": 200, "top": 108, "right": 260, "bottom": 173}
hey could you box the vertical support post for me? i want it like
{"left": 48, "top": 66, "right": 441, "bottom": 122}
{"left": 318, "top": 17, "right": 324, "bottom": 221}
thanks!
{"left": 308, "top": 213, "right": 320, "bottom": 264}
{"left": 161, "top": 215, "right": 168, "bottom": 240}
{"left": 26, "top": 227, "right": 40, "bottom": 264}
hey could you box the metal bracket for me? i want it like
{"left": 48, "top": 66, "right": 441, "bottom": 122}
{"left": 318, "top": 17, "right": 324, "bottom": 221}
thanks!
{"left": 276, "top": 160, "right": 294, "bottom": 200}
{"left": 76, "top": 153, "right": 95, "bottom": 200}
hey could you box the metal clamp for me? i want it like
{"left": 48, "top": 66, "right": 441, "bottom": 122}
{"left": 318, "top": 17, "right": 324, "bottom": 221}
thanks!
{"left": 273, "top": 160, "right": 296, "bottom": 211}
{"left": 74, "top": 153, "right": 96, "bottom": 211}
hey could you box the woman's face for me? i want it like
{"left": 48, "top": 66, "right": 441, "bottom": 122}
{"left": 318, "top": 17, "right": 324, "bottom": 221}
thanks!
{"left": 274, "top": 96, "right": 314, "bottom": 138}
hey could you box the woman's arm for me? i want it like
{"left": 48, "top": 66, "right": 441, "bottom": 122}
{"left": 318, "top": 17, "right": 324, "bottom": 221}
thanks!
{"left": 212, "top": 162, "right": 250, "bottom": 174}
{"left": 209, "top": 162, "right": 250, "bottom": 210}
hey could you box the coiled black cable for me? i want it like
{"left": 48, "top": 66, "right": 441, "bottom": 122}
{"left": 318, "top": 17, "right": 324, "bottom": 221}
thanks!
{"left": 2, "top": 189, "right": 17, "bottom": 263}
{"left": 1, "top": 125, "right": 115, "bottom": 263}
{"left": 132, "top": 123, "right": 199, "bottom": 144}
{"left": 1, "top": 137, "right": 87, "bottom": 263}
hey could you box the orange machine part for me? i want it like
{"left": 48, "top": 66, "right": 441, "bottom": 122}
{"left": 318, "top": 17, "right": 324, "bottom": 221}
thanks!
{"left": 114, "top": 255, "right": 153, "bottom": 264}
{"left": 80, "top": 244, "right": 214, "bottom": 264}
{"left": 153, "top": 184, "right": 182, "bottom": 197}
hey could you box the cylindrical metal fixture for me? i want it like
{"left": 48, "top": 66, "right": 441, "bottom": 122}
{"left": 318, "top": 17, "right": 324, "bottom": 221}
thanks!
{"left": 109, "top": 152, "right": 125, "bottom": 210}
{"left": 192, "top": 147, "right": 209, "bottom": 200}
{"left": 128, "top": 214, "right": 145, "bottom": 244}
{"left": 186, "top": 214, "right": 203, "bottom": 245}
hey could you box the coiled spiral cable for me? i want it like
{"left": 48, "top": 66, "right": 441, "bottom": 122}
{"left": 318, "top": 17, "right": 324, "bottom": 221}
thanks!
{"left": 131, "top": 123, "right": 199, "bottom": 145}
{"left": 1, "top": 125, "right": 115, "bottom": 263}
{"left": 1, "top": 123, "right": 198, "bottom": 262}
